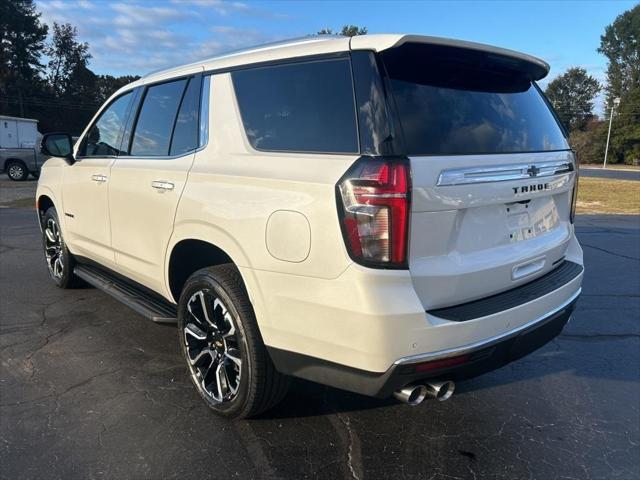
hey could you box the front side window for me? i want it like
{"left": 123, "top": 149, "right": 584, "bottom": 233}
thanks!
{"left": 381, "top": 43, "right": 570, "bottom": 155}
{"left": 232, "top": 58, "right": 358, "bottom": 153}
{"left": 79, "top": 91, "right": 133, "bottom": 157}
{"left": 130, "top": 79, "right": 187, "bottom": 156}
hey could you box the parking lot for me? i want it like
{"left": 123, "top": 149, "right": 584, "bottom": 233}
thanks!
{"left": 580, "top": 167, "right": 640, "bottom": 181}
{"left": 1, "top": 178, "right": 639, "bottom": 479}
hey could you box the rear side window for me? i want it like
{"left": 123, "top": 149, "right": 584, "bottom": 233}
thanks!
{"left": 381, "top": 43, "right": 569, "bottom": 155}
{"left": 232, "top": 58, "right": 358, "bottom": 154}
{"left": 170, "top": 77, "right": 200, "bottom": 156}
{"left": 131, "top": 79, "right": 187, "bottom": 156}
{"left": 79, "top": 91, "right": 133, "bottom": 157}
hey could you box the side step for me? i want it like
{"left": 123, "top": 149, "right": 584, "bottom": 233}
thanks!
{"left": 74, "top": 264, "right": 177, "bottom": 324}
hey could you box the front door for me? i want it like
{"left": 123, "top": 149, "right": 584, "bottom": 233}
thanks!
{"left": 62, "top": 91, "right": 135, "bottom": 266}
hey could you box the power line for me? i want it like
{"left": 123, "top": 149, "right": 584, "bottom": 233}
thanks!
{"left": 1, "top": 98, "right": 100, "bottom": 111}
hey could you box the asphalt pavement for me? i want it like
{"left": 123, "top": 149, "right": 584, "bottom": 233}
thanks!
{"left": 0, "top": 208, "right": 639, "bottom": 480}
{"left": 580, "top": 167, "right": 640, "bottom": 181}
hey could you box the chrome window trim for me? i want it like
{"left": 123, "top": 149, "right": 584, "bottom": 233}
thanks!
{"left": 394, "top": 287, "right": 581, "bottom": 366}
{"left": 114, "top": 145, "right": 204, "bottom": 162}
{"left": 437, "top": 160, "right": 574, "bottom": 186}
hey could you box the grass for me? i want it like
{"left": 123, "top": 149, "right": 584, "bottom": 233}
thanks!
{"left": 576, "top": 177, "right": 640, "bottom": 215}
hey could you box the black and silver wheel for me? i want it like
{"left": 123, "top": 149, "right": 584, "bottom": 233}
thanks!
{"left": 6, "top": 161, "right": 28, "bottom": 181}
{"left": 178, "top": 265, "right": 289, "bottom": 418}
{"left": 41, "top": 207, "right": 78, "bottom": 288}
{"left": 44, "top": 216, "right": 64, "bottom": 280}
{"left": 184, "top": 290, "right": 242, "bottom": 403}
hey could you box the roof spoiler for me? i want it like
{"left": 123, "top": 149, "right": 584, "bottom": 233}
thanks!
{"left": 350, "top": 34, "right": 550, "bottom": 81}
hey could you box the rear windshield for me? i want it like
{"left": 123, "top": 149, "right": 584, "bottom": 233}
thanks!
{"left": 381, "top": 43, "right": 569, "bottom": 156}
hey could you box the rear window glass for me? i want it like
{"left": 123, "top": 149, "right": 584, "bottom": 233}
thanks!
{"left": 382, "top": 44, "right": 569, "bottom": 155}
{"left": 170, "top": 77, "right": 200, "bottom": 156}
{"left": 131, "top": 79, "right": 187, "bottom": 156}
{"left": 232, "top": 58, "right": 358, "bottom": 153}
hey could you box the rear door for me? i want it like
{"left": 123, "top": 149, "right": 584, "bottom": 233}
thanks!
{"left": 380, "top": 43, "right": 576, "bottom": 309}
{"left": 108, "top": 74, "right": 205, "bottom": 294}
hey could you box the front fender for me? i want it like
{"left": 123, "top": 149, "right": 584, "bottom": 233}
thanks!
{"left": 35, "top": 184, "right": 62, "bottom": 233}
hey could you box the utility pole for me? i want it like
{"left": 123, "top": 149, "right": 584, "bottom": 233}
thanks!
{"left": 603, "top": 97, "right": 621, "bottom": 169}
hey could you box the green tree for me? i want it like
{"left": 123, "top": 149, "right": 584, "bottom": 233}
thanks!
{"left": 317, "top": 25, "right": 368, "bottom": 36}
{"left": 0, "top": 0, "right": 48, "bottom": 116}
{"left": 598, "top": 4, "right": 639, "bottom": 108}
{"left": 94, "top": 74, "right": 141, "bottom": 104}
{"left": 545, "top": 67, "right": 601, "bottom": 132}
{"left": 45, "top": 22, "right": 91, "bottom": 97}
{"left": 569, "top": 119, "right": 608, "bottom": 164}
{"left": 598, "top": 5, "right": 640, "bottom": 165}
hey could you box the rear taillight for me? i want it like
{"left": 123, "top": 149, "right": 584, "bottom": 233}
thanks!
{"left": 570, "top": 153, "right": 579, "bottom": 223}
{"left": 336, "top": 157, "right": 410, "bottom": 268}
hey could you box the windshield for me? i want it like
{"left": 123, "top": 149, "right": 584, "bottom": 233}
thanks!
{"left": 381, "top": 43, "right": 569, "bottom": 156}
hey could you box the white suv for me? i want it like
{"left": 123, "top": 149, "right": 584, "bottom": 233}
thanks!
{"left": 36, "top": 34, "right": 583, "bottom": 418}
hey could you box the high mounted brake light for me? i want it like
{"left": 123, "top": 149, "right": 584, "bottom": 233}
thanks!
{"left": 336, "top": 157, "right": 410, "bottom": 268}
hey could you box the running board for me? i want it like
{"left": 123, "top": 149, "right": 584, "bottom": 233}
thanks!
{"left": 74, "top": 264, "right": 177, "bottom": 324}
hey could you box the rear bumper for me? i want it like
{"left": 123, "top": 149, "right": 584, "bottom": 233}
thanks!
{"left": 268, "top": 290, "right": 579, "bottom": 398}
{"left": 247, "top": 232, "right": 583, "bottom": 380}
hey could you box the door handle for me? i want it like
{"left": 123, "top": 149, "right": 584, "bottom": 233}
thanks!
{"left": 151, "top": 180, "right": 174, "bottom": 191}
{"left": 91, "top": 174, "right": 107, "bottom": 183}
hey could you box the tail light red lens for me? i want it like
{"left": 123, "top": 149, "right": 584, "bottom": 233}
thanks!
{"left": 336, "top": 157, "right": 410, "bottom": 268}
{"left": 570, "top": 153, "right": 579, "bottom": 224}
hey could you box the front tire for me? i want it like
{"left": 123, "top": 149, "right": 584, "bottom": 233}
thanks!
{"left": 6, "top": 161, "right": 28, "bottom": 181}
{"left": 178, "top": 265, "right": 290, "bottom": 419}
{"left": 42, "top": 207, "right": 79, "bottom": 288}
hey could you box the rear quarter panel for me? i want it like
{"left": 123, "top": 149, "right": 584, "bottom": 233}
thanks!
{"left": 168, "top": 73, "right": 357, "bottom": 325}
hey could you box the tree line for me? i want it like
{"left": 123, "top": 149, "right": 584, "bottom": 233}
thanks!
{"left": 2, "top": 2, "right": 638, "bottom": 164}
{"left": 1, "top": 0, "right": 139, "bottom": 134}
{"left": 544, "top": 5, "right": 639, "bottom": 165}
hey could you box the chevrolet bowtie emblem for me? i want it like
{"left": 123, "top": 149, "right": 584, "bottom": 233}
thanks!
{"left": 527, "top": 165, "right": 540, "bottom": 177}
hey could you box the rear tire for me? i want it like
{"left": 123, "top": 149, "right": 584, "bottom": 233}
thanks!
{"left": 6, "top": 161, "right": 28, "bottom": 181}
{"left": 178, "top": 264, "right": 290, "bottom": 419}
{"left": 41, "top": 207, "right": 79, "bottom": 288}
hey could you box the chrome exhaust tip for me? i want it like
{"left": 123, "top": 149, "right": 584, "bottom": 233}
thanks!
{"left": 393, "top": 384, "right": 428, "bottom": 406}
{"left": 425, "top": 381, "right": 455, "bottom": 401}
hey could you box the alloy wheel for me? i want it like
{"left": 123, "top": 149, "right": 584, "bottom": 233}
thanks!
{"left": 44, "top": 218, "right": 64, "bottom": 279}
{"left": 8, "top": 164, "right": 24, "bottom": 180}
{"left": 183, "top": 289, "right": 242, "bottom": 403}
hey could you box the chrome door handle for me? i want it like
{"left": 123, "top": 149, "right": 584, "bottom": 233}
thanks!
{"left": 151, "top": 180, "right": 174, "bottom": 191}
{"left": 91, "top": 174, "right": 107, "bottom": 183}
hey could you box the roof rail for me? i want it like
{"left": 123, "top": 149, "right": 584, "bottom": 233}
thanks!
{"left": 142, "top": 35, "right": 345, "bottom": 79}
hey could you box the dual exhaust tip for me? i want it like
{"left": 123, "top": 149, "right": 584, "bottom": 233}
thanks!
{"left": 393, "top": 381, "right": 455, "bottom": 406}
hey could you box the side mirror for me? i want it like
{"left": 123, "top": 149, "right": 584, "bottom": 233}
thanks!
{"left": 41, "top": 133, "right": 75, "bottom": 165}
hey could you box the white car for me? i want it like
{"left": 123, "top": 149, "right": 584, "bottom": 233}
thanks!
{"left": 36, "top": 34, "right": 583, "bottom": 418}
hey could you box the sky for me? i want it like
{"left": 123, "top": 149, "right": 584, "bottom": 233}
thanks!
{"left": 36, "top": 0, "right": 638, "bottom": 115}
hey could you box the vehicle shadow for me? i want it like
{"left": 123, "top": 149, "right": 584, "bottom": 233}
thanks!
{"left": 257, "top": 378, "right": 395, "bottom": 419}
{"left": 259, "top": 327, "right": 640, "bottom": 420}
